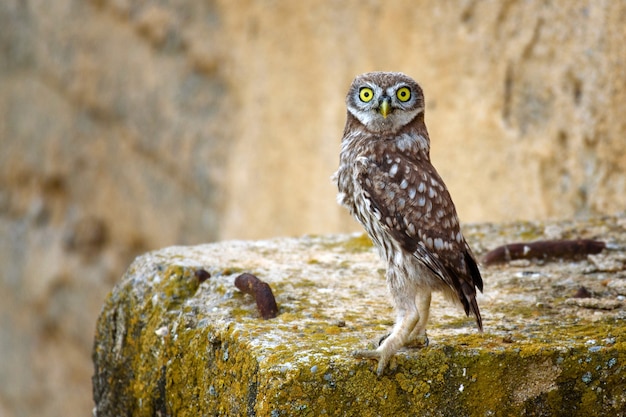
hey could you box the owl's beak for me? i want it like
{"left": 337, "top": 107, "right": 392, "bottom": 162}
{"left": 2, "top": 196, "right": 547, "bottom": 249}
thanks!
{"left": 379, "top": 98, "right": 391, "bottom": 118}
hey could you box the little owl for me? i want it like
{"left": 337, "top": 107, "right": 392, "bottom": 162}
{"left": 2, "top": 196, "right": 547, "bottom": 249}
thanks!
{"left": 333, "top": 72, "right": 483, "bottom": 376}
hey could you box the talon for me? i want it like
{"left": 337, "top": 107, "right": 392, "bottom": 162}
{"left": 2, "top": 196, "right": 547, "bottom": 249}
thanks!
{"left": 378, "top": 333, "right": 390, "bottom": 346}
{"left": 376, "top": 360, "right": 388, "bottom": 376}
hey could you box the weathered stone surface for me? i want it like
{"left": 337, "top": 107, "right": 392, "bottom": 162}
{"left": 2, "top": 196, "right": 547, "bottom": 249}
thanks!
{"left": 2, "top": 1, "right": 626, "bottom": 416}
{"left": 93, "top": 215, "right": 626, "bottom": 416}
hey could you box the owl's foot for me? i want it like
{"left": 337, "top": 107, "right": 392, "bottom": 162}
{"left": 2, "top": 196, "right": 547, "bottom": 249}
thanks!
{"left": 378, "top": 332, "right": 429, "bottom": 349}
{"left": 352, "top": 348, "right": 394, "bottom": 377}
{"left": 354, "top": 331, "right": 429, "bottom": 376}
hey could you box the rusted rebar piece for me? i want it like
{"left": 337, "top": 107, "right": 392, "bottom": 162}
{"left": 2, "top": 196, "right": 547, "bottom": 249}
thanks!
{"left": 194, "top": 268, "right": 211, "bottom": 283}
{"left": 482, "top": 239, "right": 607, "bottom": 266}
{"left": 234, "top": 273, "right": 279, "bottom": 319}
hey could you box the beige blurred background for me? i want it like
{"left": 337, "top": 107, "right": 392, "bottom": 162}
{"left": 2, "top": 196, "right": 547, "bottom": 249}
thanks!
{"left": 1, "top": 0, "right": 625, "bottom": 416}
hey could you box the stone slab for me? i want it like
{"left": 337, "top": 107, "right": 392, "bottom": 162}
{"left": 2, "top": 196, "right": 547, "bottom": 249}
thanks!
{"left": 93, "top": 215, "right": 626, "bottom": 416}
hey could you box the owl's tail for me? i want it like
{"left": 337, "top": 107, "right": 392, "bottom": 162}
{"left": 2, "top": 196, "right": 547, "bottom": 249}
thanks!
{"left": 462, "top": 251, "right": 484, "bottom": 332}
{"left": 459, "top": 281, "right": 483, "bottom": 332}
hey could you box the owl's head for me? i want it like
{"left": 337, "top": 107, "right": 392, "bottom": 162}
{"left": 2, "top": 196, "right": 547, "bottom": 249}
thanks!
{"left": 346, "top": 72, "right": 425, "bottom": 134}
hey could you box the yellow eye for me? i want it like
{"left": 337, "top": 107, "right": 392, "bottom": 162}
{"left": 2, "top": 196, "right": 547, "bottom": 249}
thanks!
{"left": 396, "top": 87, "right": 411, "bottom": 102}
{"left": 359, "top": 87, "right": 374, "bottom": 102}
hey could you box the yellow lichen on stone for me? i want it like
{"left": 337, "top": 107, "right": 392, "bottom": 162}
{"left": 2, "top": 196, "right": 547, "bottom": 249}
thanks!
{"left": 342, "top": 233, "right": 374, "bottom": 252}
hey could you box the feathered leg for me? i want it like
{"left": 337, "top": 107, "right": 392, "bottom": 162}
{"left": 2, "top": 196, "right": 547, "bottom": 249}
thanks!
{"left": 407, "top": 291, "right": 431, "bottom": 346}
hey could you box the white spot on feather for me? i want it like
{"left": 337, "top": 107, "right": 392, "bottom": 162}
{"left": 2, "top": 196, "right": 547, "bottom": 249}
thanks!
{"left": 396, "top": 133, "right": 416, "bottom": 152}
{"left": 389, "top": 164, "right": 399, "bottom": 177}
{"left": 416, "top": 134, "right": 429, "bottom": 152}
{"left": 408, "top": 188, "right": 417, "bottom": 199}
{"left": 400, "top": 179, "right": 408, "bottom": 189}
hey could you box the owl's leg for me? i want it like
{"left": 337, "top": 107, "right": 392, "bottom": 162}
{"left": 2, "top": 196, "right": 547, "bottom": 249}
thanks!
{"left": 407, "top": 291, "right": 431, "bottom": 347}
{"left": 354, "top": 270, "right": 419, "bottom": 376}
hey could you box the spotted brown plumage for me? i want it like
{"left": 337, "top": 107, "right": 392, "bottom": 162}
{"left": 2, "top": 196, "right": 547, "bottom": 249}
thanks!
{"left": 333, "top": 72, "right": 483, "bottom": 375}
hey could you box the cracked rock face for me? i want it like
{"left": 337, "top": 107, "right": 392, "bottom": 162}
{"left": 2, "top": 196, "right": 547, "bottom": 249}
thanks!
{"left": 93, "top": 215, "right": 626, "bottom": 416}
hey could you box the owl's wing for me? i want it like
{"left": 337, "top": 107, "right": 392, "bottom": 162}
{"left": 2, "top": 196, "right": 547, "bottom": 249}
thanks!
{"left": 355, "top": 153, "right": 483, "bottom": 328}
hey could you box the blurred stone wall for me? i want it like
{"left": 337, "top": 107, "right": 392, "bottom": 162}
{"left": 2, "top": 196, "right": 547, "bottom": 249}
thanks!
{"left": 0, "top": 0, "right": 624, "bottom": 416}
